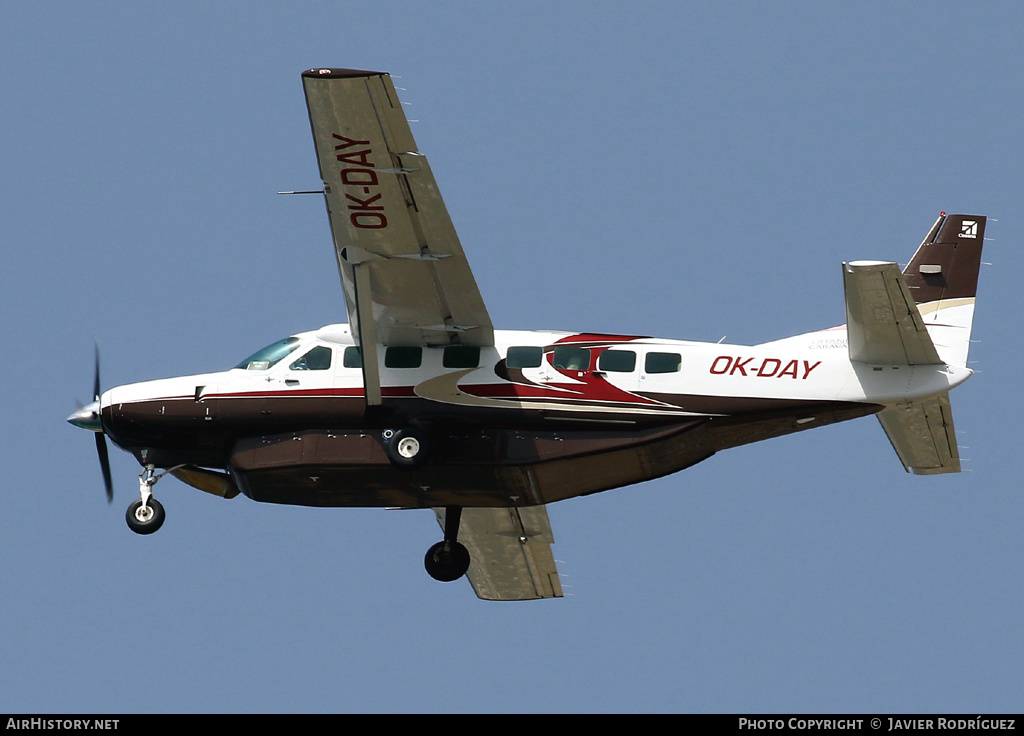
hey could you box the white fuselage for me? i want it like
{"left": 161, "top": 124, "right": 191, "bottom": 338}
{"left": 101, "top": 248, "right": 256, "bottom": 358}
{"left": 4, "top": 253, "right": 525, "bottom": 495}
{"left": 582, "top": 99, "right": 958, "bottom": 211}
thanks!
{"left": 104, "top": 323, "right": 971, "bottom": 420}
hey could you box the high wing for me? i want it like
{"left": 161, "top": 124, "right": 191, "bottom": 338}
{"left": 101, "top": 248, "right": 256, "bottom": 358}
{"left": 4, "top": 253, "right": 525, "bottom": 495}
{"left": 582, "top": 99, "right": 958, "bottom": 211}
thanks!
{"left": 303, "top": 69, "right": 560, "bottom": 599}
{"left": 434, "top": 506, "right": 564, "bottom": 601}
{"left": 302, "top": 68, "right": 494, "bottom": 404}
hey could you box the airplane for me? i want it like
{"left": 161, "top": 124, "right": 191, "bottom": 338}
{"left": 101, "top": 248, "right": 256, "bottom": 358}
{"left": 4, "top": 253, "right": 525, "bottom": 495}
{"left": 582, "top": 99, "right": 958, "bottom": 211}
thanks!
{"left": 68, "top": 68, "right": 986, "bottom": 601}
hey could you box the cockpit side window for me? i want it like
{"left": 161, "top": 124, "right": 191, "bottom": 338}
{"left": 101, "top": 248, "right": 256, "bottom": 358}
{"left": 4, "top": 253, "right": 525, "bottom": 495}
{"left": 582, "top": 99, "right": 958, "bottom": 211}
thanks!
{"left": 343, "top": 346, "right": 362, "bottom": 368}
{"left": 289, "top": 346, "right": 332, "bottom": 371}
{"left": 234, "top": 337, "right": 302, "bottom": 370}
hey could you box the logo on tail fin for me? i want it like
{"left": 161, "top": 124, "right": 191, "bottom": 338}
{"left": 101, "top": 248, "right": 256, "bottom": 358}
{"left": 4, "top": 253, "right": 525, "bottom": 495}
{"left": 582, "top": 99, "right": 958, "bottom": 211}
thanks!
{"left": 960, "top": 220, "right": 978, "bottom": 238}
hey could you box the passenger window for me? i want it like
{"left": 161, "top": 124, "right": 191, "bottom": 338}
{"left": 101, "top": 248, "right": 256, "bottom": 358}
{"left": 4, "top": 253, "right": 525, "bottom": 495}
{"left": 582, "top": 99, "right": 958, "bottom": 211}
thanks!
{"left": 443, "top": 345, "right": 480, "bottom": 368}
{"left": 289, "top": 346, "right": 332, "bottom": 371}
{"left": 343, "top": 346, "right": 362, "bottom": 368}
{"left": 597, "top": 349, "right": 636, "bottom": 372}
{"left": 553, "top": 346, "right": 590, "bottom": 371}
{"left": 506, "top": 346, "right": 543, "bottom": 369}
{"left": 645, "top": 352, "right": 681, "bottom": 374}
{"left": 385, "top": 346, "right": 422, "bottom": 368}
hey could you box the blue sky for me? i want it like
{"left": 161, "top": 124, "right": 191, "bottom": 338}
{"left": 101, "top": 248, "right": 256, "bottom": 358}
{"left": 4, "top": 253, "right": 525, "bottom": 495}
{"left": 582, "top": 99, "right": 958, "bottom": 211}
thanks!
{"left": 2, "top": 1, "right": 1023, "bottom": 713}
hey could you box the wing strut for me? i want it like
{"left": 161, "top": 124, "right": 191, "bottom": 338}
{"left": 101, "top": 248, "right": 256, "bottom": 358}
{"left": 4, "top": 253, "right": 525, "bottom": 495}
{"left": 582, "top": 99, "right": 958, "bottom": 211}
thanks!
{"left": 351, "top": 261, "right": 382, "bottom": 406}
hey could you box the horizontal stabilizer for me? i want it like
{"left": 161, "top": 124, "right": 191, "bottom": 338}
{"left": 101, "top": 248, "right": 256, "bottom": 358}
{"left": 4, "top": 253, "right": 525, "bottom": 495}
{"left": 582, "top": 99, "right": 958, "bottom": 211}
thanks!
{"left": 876, "top": 393, "right": 960, "bottom": 475}
{"left": 843, "top": 260, "right": 942, "bottom": 365}
{"left": 435, "top": 506, "right": 563, "bottom": 601}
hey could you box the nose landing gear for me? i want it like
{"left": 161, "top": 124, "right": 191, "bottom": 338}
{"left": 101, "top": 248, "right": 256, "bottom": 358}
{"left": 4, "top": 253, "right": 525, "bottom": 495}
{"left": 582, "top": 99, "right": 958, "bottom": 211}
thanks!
{"left": 124, "top": 464, "right": 180, "bottom": 535}
{"left": 126, "top": 497, "right": 165, "bottom": 535}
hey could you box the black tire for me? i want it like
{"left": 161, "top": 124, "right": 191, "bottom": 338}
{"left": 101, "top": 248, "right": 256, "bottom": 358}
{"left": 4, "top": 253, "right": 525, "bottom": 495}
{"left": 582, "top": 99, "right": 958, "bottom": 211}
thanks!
{"left": 385, "top": 428, "right": 429, "bottom": 468}
{"left": 424, "top": 540, "right": 470, "bottom": 582}
{"left": 126, "top": 498, "right": 165, "bottom": 535}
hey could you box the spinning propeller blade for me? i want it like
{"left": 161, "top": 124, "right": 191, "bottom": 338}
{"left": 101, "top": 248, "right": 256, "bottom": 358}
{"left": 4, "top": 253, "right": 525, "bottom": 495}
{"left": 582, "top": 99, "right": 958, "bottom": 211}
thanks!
{"left": 68, "top": 346, "right": 114, "bottom": 502}
{"left": 96, "top": 430, "right": 113, "bottom": 503}
{"left": 93, "top": 346, "right": 113, "bottom": 502}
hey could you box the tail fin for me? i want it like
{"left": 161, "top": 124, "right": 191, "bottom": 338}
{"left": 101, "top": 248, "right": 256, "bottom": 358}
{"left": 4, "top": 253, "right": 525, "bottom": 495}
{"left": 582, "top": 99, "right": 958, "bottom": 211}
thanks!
{"left": 843, "top": 213, "right": 986, "bottom": 475}
{"left": 901, "top": 213, "right": 986, "bottom": 368}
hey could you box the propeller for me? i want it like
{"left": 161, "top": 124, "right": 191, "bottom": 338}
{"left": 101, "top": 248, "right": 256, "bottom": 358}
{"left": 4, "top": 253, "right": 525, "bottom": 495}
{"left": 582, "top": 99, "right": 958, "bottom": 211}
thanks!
{"left": 93, "top": 348, "right": 113, "bottom": 502}
{"left": 95, "top": 429, "right": 113, "bottom": 502}
{"left": 68, "top": 346, "right": 114, "bottom": 502}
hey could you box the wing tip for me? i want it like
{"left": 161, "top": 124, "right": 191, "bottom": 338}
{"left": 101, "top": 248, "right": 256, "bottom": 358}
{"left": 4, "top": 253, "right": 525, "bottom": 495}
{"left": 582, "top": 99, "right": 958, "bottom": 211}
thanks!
{"left": 302, "top": 67, "right": 387, "bottom": 79}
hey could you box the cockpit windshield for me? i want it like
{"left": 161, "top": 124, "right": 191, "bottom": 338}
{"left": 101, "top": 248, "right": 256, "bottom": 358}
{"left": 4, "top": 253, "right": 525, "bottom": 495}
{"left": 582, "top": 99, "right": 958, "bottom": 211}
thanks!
{"left": 234, "top": 337, "right": 302, "bottom": 370}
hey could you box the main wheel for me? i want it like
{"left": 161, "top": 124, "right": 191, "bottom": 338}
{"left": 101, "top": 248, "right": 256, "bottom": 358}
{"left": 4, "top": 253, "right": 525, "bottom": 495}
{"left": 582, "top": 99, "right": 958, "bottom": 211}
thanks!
{"left": 424, "top": 540, "right": 470, "bottom": 582}
{"left": 385, "top": 428, "right": 429, "bottom": 468}
{"left": 126, "top": 498, "right": 165, "bottom": 535}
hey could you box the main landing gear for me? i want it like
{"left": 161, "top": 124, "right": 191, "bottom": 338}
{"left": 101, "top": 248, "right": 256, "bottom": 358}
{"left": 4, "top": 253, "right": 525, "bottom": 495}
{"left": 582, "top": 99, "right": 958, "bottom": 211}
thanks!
{"left": 380, "top": 430, "right": 468, "bottom": 583}
{"left": 425, "top": 505, "right": 471, "bottom": 583}
{"left": 125, "top": 464, "right": 178, "bottom": 535}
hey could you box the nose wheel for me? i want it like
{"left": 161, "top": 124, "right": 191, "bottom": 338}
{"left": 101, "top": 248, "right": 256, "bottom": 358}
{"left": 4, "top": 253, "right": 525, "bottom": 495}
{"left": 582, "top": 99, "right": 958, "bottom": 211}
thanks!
{"left": 126, "top": 498, "right": 165, "bottom": 535}
{"left": 425, "top": 506, "right": 471, "bottom": 582}
{"left": 124, "top": 464, "right": 179, "bottom": 535}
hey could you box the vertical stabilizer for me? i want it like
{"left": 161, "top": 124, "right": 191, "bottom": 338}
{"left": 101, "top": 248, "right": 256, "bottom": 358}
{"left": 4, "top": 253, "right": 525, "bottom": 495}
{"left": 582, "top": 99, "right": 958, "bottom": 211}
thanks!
{"left": 901, "top": 213, "right": 986, "bottom": 367}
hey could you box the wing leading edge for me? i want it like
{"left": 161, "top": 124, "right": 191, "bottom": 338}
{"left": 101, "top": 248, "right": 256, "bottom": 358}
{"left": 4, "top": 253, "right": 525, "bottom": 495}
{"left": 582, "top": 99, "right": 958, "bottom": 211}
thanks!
{"left": 302, "top": 68, "right": 494, "bottom": 403}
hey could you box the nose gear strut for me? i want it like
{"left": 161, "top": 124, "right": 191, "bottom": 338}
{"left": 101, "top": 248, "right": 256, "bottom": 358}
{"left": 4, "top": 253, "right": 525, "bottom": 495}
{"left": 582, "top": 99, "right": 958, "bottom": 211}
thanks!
{"left": 125, "top": 464, "right": 182, "bottom": 535}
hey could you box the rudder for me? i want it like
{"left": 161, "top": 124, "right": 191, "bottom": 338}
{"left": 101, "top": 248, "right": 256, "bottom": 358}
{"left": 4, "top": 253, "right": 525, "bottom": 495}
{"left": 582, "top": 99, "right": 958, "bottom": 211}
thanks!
{"left": 901, "top": 213, "right": 986, "bottom": 367}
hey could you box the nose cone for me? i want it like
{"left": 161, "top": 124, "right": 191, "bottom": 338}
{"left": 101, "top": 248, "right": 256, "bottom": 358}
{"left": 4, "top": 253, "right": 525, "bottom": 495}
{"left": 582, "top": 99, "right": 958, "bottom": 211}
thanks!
{"left": 67, "top": 400, "right": 103, "bottom": 432}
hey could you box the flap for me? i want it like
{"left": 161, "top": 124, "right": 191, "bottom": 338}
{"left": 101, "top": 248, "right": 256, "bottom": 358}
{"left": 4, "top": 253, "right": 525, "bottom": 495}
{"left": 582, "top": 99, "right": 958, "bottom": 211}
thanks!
{"left": 434, "top": 506, "right": 564, "bottom": 601}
